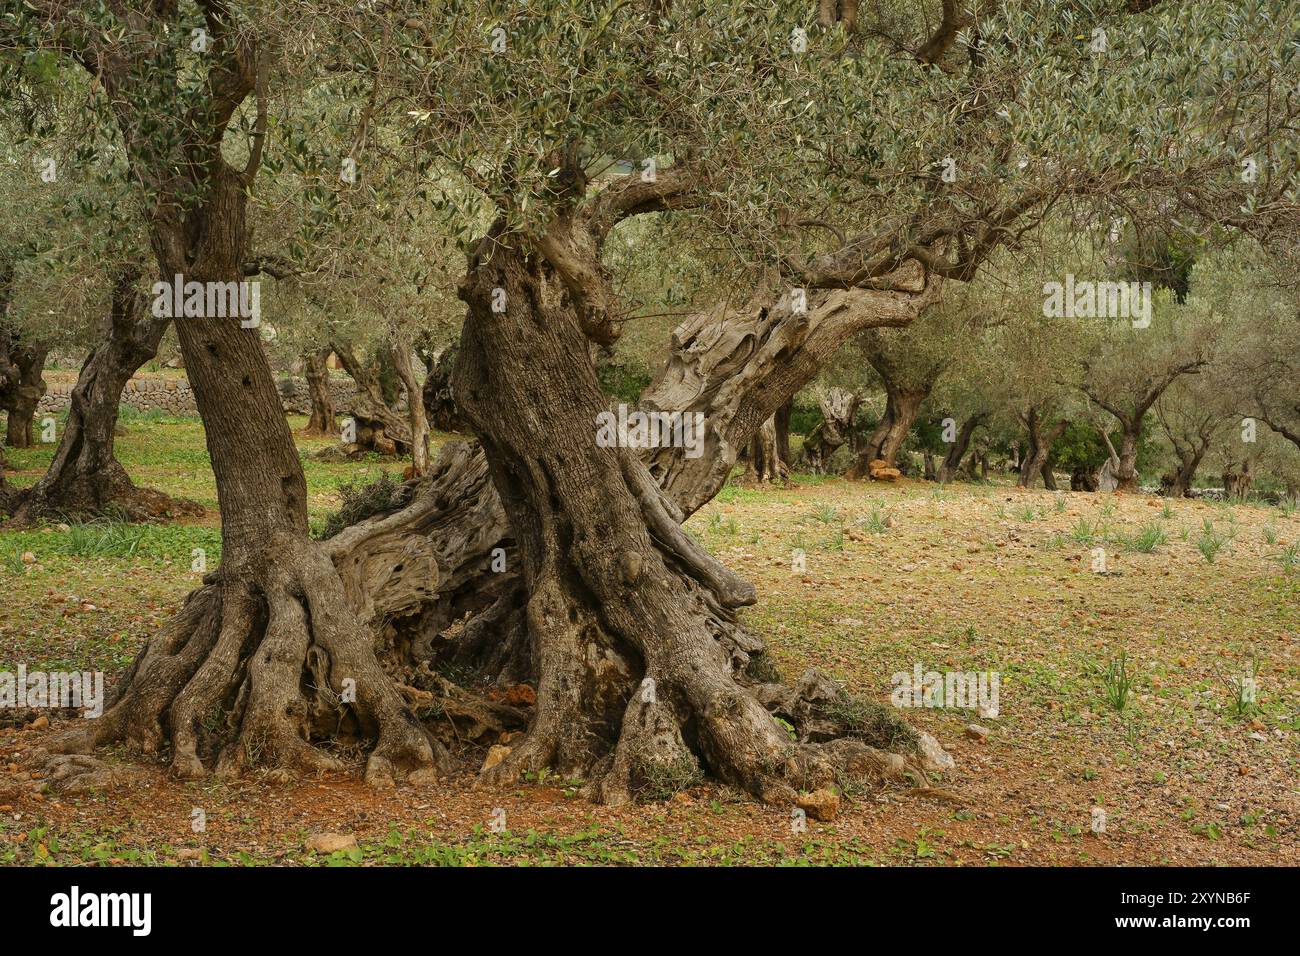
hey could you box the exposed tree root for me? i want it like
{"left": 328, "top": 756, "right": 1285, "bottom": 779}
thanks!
{"left": 33, "top": 534, "right": 449, "bottom": 790}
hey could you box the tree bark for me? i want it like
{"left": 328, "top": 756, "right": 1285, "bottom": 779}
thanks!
{"left": 390, "top": 343, "right": 429, "bottom": 477}
{"left": 331, "top": 341, "right": 412, "bottom": 456}
{"left": 421, "top": 342, "right": 468, "bottom": 433}
{"left": 448, "top": 229, "right": 944, "bottom": 804}
{"left": 43, "top": 152, "right": 444, "bottom": 789}
{"left": 1164, "top": 442, "right": 1208, "bottom": 498}
{"left": 748, "top": 415, "right": 789, "bottom": 483}
{"left": 10, "top": 272, "right": 197, "bottom": 522}
{"left": 938, "top": 413, "right": 984, "bottom": 483}
{"left": 846, "top": 386, "right": 927, "bottom": 477}
{"left": 1, "top": 340, "right": 47, "bottom": 450}
{"left": 802, "top": 387, "right": 859, "bottom": 474}
{"left": 302, "top": 347, "right": 336, "bottom": 437}
{"left": 1018, "top": 407, "right": 1067, "bottom": 490}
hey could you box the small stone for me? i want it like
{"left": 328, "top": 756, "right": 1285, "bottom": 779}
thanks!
{"left": 305, "top": 832, "right": 357, "bottom": 854}
{"left": 795, "top": 789, "right": 840, "bottom": 822}
{"left": 965, "top": 723, "right": 990, "bottom": 742}
{"left": 916, "top": 731, "right": 955, "bottom": 771}
{"left": 481, "top": 745, "right": 512, "bottom": 772}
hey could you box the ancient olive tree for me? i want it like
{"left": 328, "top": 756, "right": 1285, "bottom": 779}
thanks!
{"left": 6, "top": 0, "right": 1292, "bottom": 804}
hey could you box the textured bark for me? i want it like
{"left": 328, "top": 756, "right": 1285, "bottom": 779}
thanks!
{"left": 421, "top": 342, "right": 468, "bottom": 433}
{"left": 802, "top": 387, "right": 860, "bottom": 474}
{"left": 302, "top": 347, "right": 336, "bottom": 437}
{"left": 937, "top": 413, "right": 985, "bottom": 483}
{"left": 42, "top": 108, "right": 444, "bottom": 788}
{"left": 447, "top": 229, "right": 945, "bottom": 804}
{"left": 846, "top": 387, "right": 928, "bottom": 477}
{"left": 331, "top": 341, "right": 412, "bottom": 456}
{"left": 11, "top": 274, "right": 194, "bottom": 522}
{"left": 0, "top": 336, "right": 47, "bottom": 450}
{"left": 1018, "top": 407, "right": 1067, "bottom": 490}
{"left": 748, "top": 415, "right": 789, "bottom": 483}
{"left": 641, "top": 267, "right": 937, "bottom": 513}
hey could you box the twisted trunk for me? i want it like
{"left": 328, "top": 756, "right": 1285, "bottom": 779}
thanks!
{"left": 331, "top": 341, "right": 412, "bottom": 456}
{"left": 802, "top": 387, "right": 860, "bottom": 474}
{"left": 846, "top": 386, "right": 928, "bottom": 477}
{"left": 1165, "top": 441, "right": 1208, "bottom": 498}
{"left": 937, "top": 413, "right": 984, "bottom": 483}
{"left": 1223, "top": 458, "right": 1254, "bottom": 501}
{"left": 448, "top": 231, "right": 943, "bottom": 804}
{"left": 421, "top": 342, "right": 468, "bottom": 433}
{"left": 1018, "top": 407, "right": 1067, "bottom": 490}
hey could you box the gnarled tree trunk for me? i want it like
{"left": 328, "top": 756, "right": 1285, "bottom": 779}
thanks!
{"left": 10, "top": 273, "right": 195, "bottom": 522}
{"left": 331, "top": 341, "right": 412, "bottom": 456}
{"left": 937, "top": 412, "right": 985, "bottom": 483}
{"left": 421, "top": 342, "right": 468, "bottom": 433}
{"left": 1, "top": 336, "right": 47, "bottom": 450}
{"left": 449, "top": 230, "right": 943, "bottom": 804}
{"left": 1018, "top": 406, "right": 1067, "bottom": 490}
{"left": 802, "top": 387, "right": 859, "bottom": 474}
{"left": 43, "top": 157, "right": 445, "bottom": 791}
{"left": 1164, "top": 442, "right": 1208, "bottom": 498}
{"left": 1222, "top": 458, "right": 1254, "bottom": 501}
{"left": 846, "top": 386, "right": 927, "bottom": 477}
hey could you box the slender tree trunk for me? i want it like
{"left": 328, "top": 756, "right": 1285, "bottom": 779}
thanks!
{"left": 774, "top": 399, "right": 792, "bottom": 467}
{"left": 302, "top": 347, "right": 336, "bottom": 437}
{"left": 390, "top": 343, "right": 429, "bottom": 477}
{"left": 1115, "top": 426, "right": 1141, "bottom": 492}
{"left": 923, "top": 449, "right": 937, "bottom": 480}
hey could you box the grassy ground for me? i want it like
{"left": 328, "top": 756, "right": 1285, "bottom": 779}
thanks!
{"left": 1, "top": 416, "right": 1296, "bottom": 866}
